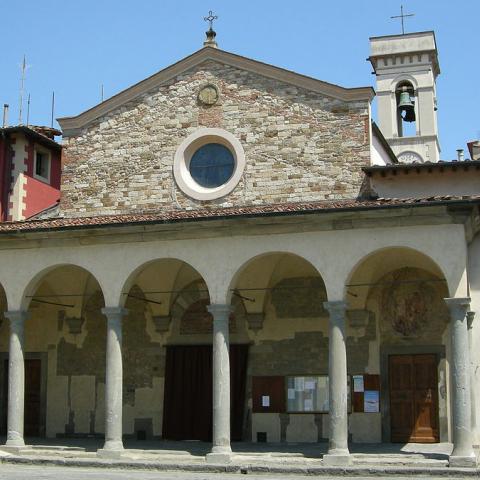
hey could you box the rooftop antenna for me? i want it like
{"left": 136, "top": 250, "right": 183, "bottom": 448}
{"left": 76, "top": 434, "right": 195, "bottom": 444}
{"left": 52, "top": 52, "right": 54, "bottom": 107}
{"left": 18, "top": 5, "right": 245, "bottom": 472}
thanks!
{"left": 101, "top": 84, "right": 104, "bottom": 102}
{"left": 18, "top": 54, "right": 30, "bottom": 124}
{"left": 26, "top": 93, "right": 31, "bottom": 126}
{"left": 50, "top": 91, "right": 55, "bottom": 128}
{"left": 391, "top": 5, "right": 415, "bottom": 35}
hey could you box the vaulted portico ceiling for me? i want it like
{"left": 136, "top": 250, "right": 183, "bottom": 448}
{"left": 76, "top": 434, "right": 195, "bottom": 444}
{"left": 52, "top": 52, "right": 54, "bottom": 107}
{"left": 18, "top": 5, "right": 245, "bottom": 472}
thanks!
{"left": 57, "top": 46, "right": 374, "bottom": 136}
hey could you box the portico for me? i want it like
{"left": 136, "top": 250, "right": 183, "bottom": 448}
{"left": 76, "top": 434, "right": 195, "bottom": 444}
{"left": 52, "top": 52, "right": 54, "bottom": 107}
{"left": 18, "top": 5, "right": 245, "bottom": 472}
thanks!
{"left": 0, "top": 205, "right": 475, "bottom": 467}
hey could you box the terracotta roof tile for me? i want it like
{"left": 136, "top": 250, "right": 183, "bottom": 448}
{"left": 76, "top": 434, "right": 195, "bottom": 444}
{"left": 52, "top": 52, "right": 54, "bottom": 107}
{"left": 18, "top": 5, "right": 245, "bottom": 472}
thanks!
{"left": 0, "top": 196, "right": 479, "bottom": 234}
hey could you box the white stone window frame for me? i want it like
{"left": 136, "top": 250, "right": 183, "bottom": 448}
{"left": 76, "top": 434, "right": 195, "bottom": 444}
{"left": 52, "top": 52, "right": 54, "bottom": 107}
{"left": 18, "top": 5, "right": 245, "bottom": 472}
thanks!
{"left": 173, "top": 128, "right": 245, "bottom": 201}
{"left": 33, "top": 145, "right": 51, "bottom": 184}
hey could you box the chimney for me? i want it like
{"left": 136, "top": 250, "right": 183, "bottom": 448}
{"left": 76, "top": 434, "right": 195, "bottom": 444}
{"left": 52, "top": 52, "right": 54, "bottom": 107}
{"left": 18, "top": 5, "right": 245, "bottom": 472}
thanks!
{"left": 467, "top": 141, "right": 480, "bottom": 161}
{"left": 2, "top": 104, "right": 8, "bottom": 128}
{"left": 473, "top": 143, "right": 480, "bottom": 161}
{"left": 456, "top": 148, "right": 464, "bottom": 162}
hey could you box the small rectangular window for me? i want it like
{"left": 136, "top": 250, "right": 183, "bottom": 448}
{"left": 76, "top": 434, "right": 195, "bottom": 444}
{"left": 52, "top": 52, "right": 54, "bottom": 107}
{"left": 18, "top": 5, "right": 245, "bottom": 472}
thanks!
{"left": 34, "top": 149, "right": 51, "bottom": 182}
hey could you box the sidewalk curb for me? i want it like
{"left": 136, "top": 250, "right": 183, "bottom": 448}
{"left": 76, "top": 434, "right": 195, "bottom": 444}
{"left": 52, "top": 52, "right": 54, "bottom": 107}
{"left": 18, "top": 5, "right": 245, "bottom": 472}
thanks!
{"left": 0, "top": 455, "right": 479, "bottom": 476}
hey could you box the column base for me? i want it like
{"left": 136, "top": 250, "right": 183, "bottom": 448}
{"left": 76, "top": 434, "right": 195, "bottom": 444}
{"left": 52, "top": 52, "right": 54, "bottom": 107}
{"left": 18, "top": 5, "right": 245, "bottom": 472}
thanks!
{"left": 97, "top": 440, "right": 124, "bottom": 459}
{"left": 1, "top": 445, "right": 27, "bottom": 455}
{"left": 449, "top": 454, "right": 477, "bottom": 468}
{"left": 206, "top": 445, "right": 232, "bottom": 464}
{"left": 323, "top": 451, "right": 353, "bottom": 467}
{"left": 4, "top": 434, "right": 26, "bottom": 452}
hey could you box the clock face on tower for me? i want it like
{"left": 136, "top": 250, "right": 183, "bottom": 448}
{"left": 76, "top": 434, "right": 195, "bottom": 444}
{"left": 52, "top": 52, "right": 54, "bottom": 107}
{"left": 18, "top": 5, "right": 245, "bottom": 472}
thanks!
{"left": 198, "top": 84, "right": 219, "bottom": 106}
{"left": 398, "top": 151, "right": 423, "bottom": 164}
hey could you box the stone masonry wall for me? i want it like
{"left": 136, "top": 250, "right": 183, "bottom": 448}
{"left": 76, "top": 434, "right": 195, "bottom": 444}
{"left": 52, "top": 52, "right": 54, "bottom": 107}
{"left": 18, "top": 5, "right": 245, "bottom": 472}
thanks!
{"left": 61, "top": 60, "right": 370, "bottom": 216}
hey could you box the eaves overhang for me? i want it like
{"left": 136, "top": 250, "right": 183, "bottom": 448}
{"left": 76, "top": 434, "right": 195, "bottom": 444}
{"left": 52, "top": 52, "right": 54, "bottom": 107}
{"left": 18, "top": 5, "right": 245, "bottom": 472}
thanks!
{"left": 363, "top": 160, "right": 480, "bottom": 177}
{"left": 0, "top": 126, "right": 61, "bottom": 151}
{"left": 0, "top": 197, "right": 478, "bottom": 237}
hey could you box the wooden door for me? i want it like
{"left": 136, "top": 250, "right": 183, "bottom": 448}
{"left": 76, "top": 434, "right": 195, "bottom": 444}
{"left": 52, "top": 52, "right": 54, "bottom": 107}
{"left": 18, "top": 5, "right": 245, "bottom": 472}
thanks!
{"left": 24, "top": 359, "right": 42, "bottom": 437}
{"left": 162, "top": 345, "right": 248, "bottom": 441}
{"left": 3, "top": 359, "right": 42, "bottom": 437}
{"left": 389, "top": 354, "right": 439, "bottom": 443}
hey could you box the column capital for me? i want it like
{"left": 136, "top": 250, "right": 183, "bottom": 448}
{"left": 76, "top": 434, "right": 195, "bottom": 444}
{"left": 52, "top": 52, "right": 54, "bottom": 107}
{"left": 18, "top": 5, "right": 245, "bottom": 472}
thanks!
{"left": 4, "top": 310, "right": 30, "bottom": 321}
{"left": 4, "top": 310, "right": 30, "bottom": 324}
{"left": 207, "top": 304, "right": 233, "bottom": 319}
{"left": 101, "top": 307, "right": 129, "bottom": 321}
{"left": 467, "top": 311, "right": 475, "bottom": 330}
{"left": 323, "top": 301, "right": 348, "bottom": 317}
{"left": 444, "top": 297, "right": 471, "bottom": 317}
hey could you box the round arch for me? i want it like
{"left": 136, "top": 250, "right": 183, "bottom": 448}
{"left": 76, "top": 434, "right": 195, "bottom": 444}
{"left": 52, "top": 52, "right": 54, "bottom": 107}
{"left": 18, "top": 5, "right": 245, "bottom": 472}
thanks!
{"left": 344, "top": 246, "right": 449, "bottom": 308}
{"left": 20, "top": 263, "right": 107, "bottom": 312}
{"left": 390, "top": 73, "right": 419, "bottom": 92}
{"left": 226, "top": 251, "right": 328, "bottom": 308}
{"left": 118, "top": 257, "right": 211, "bottom": 309}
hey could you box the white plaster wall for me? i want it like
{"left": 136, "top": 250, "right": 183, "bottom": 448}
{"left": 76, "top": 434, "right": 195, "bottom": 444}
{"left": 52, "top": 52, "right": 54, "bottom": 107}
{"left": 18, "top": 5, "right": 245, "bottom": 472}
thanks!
{"left": 371, "top": 134, "right": 393, "bottom": 166}
{"left": 123, "top": 377, "right": 164, "bottom": 437}
{"left": 95, "top": 383, "right": 105, "bottom": 434}
{"left": 70, "top": 376, "right": 96, "bottom": 433}
{"left": 370, "top": 170, "right": 480, "bottom": 199}
{"left": 349, "top": 413, "right": 381, "bottom": 443}
{"left": 286, "top": 415, "right": 317, "bottom": 442}
{"left": 0, "top": 223, "right": 467, "bottom": 311}
{"left": 252, "top": 413, "right": 281, "bottom": 443}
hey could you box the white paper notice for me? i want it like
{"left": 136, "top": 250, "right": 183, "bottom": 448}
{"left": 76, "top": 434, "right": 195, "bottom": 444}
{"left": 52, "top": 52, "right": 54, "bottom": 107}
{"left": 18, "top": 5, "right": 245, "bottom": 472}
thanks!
{"left": 295, "top": 377, "right": 305, "bottom": 391}
{"left": 353, "top": 375, "right": 364, "bottom": 393}
{"left": 288, "top": 388, "right": 296, "bottom": 400}
{"left": 262, "top": 395, "right": 270, "bottom": 407}
{"left": 304, "top": 399, "right": 313, "bottom": 411}
{"left": 305, "top": 381, "right": 316, "bottom": 391}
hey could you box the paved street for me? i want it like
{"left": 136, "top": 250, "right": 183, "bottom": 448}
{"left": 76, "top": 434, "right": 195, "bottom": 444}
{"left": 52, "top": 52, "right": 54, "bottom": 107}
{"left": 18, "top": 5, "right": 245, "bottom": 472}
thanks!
{"left": 0, "top": 465, "right": 475, "bottom": 480}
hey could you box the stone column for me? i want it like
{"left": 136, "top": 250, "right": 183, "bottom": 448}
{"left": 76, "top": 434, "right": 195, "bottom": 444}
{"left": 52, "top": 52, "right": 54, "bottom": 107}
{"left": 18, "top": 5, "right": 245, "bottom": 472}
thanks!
{"left": 467, "top": 311, "right": 477, "bottom": 448}
{"left": 323, "top": 301, "right": 352, "bottom": 466}
{"left": 444, "top": 298, "right": 477, "bottom": 467}
{"left": 206, "top": 304, "right": 233, "bottom": 464}
{"left": 99, "top": 307, "right": 128, "bottom": 455}
{"left": 4, "top": 311, "right": 29, "bottom": 449}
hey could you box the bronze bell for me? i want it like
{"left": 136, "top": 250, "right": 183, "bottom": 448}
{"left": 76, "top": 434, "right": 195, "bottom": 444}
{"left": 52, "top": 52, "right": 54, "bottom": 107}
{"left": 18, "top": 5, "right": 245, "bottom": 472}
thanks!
{"left": 398, "top": 87, "right": 415, "bottom": 122}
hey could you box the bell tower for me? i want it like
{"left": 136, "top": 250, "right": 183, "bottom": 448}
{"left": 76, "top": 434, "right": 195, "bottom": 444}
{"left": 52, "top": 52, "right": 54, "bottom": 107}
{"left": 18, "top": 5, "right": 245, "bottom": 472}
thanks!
{"left": 369, "top": 31, "right": 440, "bottom": 163}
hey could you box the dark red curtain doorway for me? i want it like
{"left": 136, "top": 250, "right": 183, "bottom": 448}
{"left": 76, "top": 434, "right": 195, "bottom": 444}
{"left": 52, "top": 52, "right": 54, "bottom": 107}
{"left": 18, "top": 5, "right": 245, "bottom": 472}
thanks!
{"left": 162, "top": 344, "right": 248, "bottom": 442}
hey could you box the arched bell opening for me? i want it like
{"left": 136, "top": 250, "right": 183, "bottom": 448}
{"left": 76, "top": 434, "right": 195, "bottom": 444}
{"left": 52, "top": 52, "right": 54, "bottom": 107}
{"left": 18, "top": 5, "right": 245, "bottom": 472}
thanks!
{"left": 396, "top": 80, "right": 417, "bottom": 139}
{"left": 346, "top": 247, "right": 450, "bottom": 444}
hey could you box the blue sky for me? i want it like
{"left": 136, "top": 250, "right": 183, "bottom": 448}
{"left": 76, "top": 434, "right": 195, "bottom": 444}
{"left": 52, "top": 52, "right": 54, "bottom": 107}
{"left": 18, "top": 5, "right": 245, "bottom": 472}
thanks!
{"left": 1, "top": 0, "right": 478, "bottom": 160}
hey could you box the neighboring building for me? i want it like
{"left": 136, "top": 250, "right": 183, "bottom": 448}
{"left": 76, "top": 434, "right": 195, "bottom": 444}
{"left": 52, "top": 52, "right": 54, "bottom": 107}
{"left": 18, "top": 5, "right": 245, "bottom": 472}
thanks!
{"left": 0, "top": 26, "right": 478, "bottom": 469}
{"left": 0, "top": 125, "right": 61, "bottom": 221}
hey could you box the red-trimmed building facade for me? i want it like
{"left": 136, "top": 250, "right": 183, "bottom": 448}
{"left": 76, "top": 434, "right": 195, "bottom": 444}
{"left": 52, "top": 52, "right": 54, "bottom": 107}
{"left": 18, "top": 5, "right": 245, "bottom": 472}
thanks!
{"left": 0, "top": 126, "right": 61, "bottom": 221}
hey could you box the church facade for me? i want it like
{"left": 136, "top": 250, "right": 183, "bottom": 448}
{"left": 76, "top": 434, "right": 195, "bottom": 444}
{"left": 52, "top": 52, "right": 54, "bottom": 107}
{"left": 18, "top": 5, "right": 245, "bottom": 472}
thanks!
{"left": 0, "top": 28, "right": 479, "bottom": 467}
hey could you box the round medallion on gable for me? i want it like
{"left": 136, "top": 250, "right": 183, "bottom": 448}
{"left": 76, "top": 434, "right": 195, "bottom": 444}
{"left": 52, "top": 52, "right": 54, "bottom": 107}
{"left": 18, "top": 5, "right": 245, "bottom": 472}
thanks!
{"left": 198, "top": 84, "right": 219, "bottom": 106}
